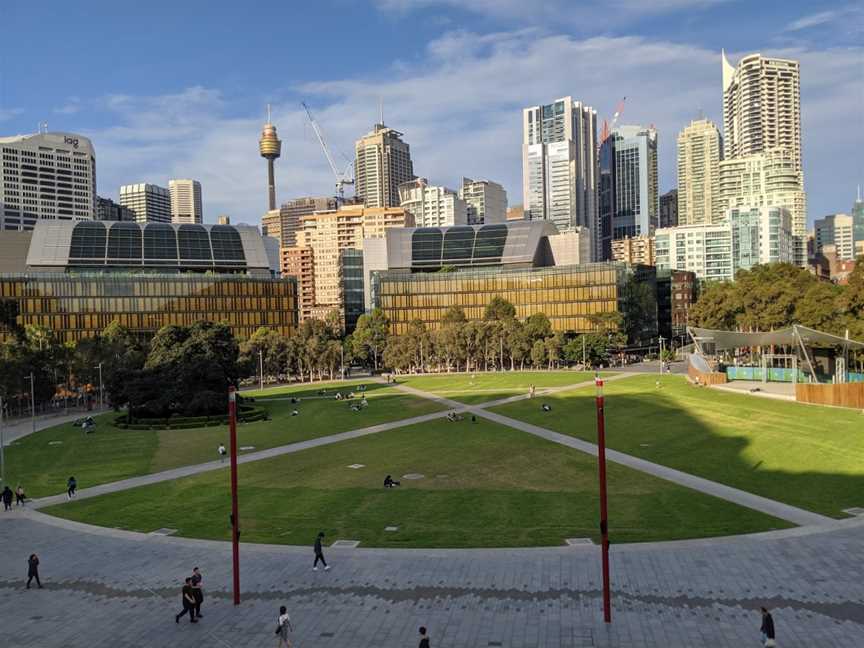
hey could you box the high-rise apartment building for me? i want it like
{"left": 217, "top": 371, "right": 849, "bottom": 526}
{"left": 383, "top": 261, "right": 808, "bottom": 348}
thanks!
{"left": 168, "top": 179, "right": 203, "bottom": 224}
{"left": 722, "top": 51, "right": 802, "bottom": 170}
{"left": 611, "top": 235, "right": 656, "bottom": 266}
{"left": 717, "top": 148, "right": 805, "bottom": 262}
{"left": 721, "top": 51, "right": 805, "bottom": 264}
{"left": 119, "top": 183, "right": 171, "bottom": 224}
{"left": 656, "top": 205, "right": 793, "bottom": 281}
{"left": 261, "top": 196, "right": 339, "bottom": 248}
{"left": 522, "top": 97, "right": 598, "bottom": 237}
{"left": 598, "top": 125, "right": 658, "bottom": 260}
{"left": 0, "top": 131, "right": 97, "bottom": 230}
{"left": 293, "top": 205, "right": 413, "bottom": 321}
{"left": 281, "top": 246, "right": 316, "bottom": 319}
{"left": 814, "top": 214, "right": 855, "bottom": 261}
{"left": 851, "top": 189, "right": 864, "bottom": 247}
{"left": 677, "top": 119, "right": 722, "bottom": 225}
{"left": 354, "top": 124, "right": 414, "bottom": 208}
{"left": 659, "top": 189, "right": 679, "bottom": 228}
{"left": 459, "top": 177, "right": 507, "bottom": 225}
{"left": 398, "top": 178, "right": 468, "bottom": 228}
{"left": 96, "top": 196, "right": 136, "bottom": 222}
{"left": 217, "top": 215, "right": 231, "bottom": 225}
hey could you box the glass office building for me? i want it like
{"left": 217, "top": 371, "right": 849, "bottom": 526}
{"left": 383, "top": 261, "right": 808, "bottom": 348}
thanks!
{"left": 371, "top": 262, "right": 656, "bottom": 339}
{"left": 0, "top": 274, "right": 297, "bottom": 343}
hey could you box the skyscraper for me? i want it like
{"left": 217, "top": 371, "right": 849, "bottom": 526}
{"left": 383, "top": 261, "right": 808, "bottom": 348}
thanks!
{"left": 119, "top": 183, "right": 171, "bottom": 224}
{"left": 598, "top": 125, "right": 658, "bottom": 260}
{"left": 722, "top": 51, "right": 802, "bottom": 170}
{"left": 677, "top": 119, "right": 722, "bottom": 225}
{"left": 522, "top": 97, "right": 598, "bottom": 240}
{"left": 0, "top": 131, "right": 97, "bottom": 230}
{"left": 814, "top": 214, "right": 855, "bottom": 261}
{"left": 261, "top": 196, "right": 339, "bottom": 248}
{"left": 258, "top": 106, "right": 282, "bottom": 211}
{"left": 354, "top": 123, "right": 414, "bottom": 208}
{"left": 851, "top": 188, "right": 864, "bottom": 247}
{"left": 659, "top": 189, "right": 679, "bottom": 228}
{"left": 722, "top": 51, "right": 805, "bottom": 263}
{"left": 169, "top": 179, "right": 203, "bottom": 224}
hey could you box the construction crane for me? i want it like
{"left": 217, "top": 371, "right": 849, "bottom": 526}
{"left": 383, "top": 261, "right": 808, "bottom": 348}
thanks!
{"left": 598, "top": 97, "right": 627, "bottom": 148}
{"left": 301, "top": 101, "right": 354, "bottom": 201}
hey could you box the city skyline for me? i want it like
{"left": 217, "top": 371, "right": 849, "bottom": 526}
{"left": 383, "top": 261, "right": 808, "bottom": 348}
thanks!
{"left": 0, "top": 1, "right": 860, "bottom": 226}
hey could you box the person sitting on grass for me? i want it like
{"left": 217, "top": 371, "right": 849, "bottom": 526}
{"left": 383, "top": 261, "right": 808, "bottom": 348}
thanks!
{"left": 542, "top": 404, "right": 551, "bottom": 412}
{"left": 383, "top": 475, "right": 401, "bottom": 488}
{"left": 291, "top": 409, "right": 299, "bottom": 416}
{"left": 335, "top": 392, "right": 343, "bottom": 400}
{"left": 359, "top": 384, "right": 366, "bottom": 392}
{"left": 290, "top": 397, "right": 299, "bottom": 404}
{"left": 350, "top": 404, "right": 361, "bottom": 412}
{"left": 360, "top": 397, "right": 368, "bottom": 408}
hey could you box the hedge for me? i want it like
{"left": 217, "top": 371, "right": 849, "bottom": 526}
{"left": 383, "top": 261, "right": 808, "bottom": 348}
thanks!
{"left": 113, "top": 405, "right": 270, "bottom": 430}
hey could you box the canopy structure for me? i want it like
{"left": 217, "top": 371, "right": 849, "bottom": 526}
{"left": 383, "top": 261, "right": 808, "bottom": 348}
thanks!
{"left": 688, "top": 325, "right": 864, "bottom": 352}
{"left": 688, "top": 324, "right": 864, "bottom": 384}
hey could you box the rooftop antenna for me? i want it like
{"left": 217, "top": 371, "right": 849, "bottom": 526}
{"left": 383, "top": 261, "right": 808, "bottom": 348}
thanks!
{"left": 858, "top": 184, "right": 861, "bottom": 202}
{"left": 266, "top": 103, "right": 272, "bottom": 124}
{"left": 697, "top": 107, "right": 704, "bottom": 121}
{"left": 379, "top": 97, "right": 384, "bottom": 127}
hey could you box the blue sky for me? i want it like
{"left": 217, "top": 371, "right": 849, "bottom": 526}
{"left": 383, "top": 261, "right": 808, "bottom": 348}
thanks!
{"left": 1, "top": 0, "right": 861, "bottom": 225}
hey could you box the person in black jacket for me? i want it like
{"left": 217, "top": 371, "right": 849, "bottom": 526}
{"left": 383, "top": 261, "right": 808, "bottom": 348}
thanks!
{"left": 313, "top": 531, "right": 329, "bottom": 571}
{"left": 26, "top": 553, "right": 42, "bottom": 589}
{"left": 760, "top": 607, "right": 775, "bottom": 645}
{"left": 175, "top": 577, "right": 197, "bottom": 623}
{"left": 2, "top": 486, "right": 12, "bottom": 511}
{"left": 418, "top": 626, "right": 430, "bottom": 648}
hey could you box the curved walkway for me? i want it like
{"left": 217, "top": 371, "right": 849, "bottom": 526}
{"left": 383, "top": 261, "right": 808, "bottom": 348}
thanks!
{"left": 1, "top": 507, "right": 863, "bottom": 647}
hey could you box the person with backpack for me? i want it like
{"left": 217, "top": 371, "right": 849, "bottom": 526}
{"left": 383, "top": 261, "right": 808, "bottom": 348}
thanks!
{"left": 274, "top": 605, "right": 294, "bottom": 647}
{"left": 66, "top": 476, "right": 77, "bottom": 499}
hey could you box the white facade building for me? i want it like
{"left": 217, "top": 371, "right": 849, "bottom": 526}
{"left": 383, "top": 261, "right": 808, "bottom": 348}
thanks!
{"left": 815, "top": 213, "right": 855, "bottom": 261}
{"left": 169, "top": 179, "right": 203, "bottom": 224}
{"left": 655, "top": 205, "right": 793, "bottom": 281}
{"left": 354, "top": 123, "right": 414, "bottom": 208}
{"left": 119, "top": 183, "right": 171, "bottom": 224}
{"left": 0, "top": 131, "right": 96, "bottom": 230}
{"left": 459, "top": 177, "right": 507, "bottom": 225}
{"left": 522, "top": 97, "right": 597, "bottom": 239}
{"left": 677, "top": 119, "right": 722, "bottom": 225}
{"left": 398, "top": 179, "right": 468, "bottom": 228}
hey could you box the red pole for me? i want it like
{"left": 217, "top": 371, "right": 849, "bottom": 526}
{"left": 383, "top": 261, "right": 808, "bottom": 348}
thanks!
{"left": 228, "top": 386, "right": 240, "bottom": 605}
{"left": 595, "top": 377, "right": 611, "bottom": 623}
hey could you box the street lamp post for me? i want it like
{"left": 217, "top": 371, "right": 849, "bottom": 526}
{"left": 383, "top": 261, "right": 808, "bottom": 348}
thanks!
{"left": 28, "top": 372, "right": 35, "bottom": 436}
{"left": 228, "top": 386, "right": 240, "bottom": 605}
{"left": 95, "top": 363, "right": 104, "bottom": 410}
{"left": 659, "top": 336, "right": 665, "bottom": 376}
{"left": 258, "top": 350, "right": 264, "bottom": 391}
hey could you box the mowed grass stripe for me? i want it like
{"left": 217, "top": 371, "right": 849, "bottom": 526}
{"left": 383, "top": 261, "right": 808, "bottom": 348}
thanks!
{"left": 45, "top": 417, "right": 791, "bottom": 547}
{"left": 492, "top": 374, "right": 864, "bottom": 517}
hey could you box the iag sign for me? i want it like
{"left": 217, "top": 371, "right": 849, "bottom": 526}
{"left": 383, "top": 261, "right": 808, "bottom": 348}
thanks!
{"left": 64, "top": 136, "right": 79, "bottom": 149}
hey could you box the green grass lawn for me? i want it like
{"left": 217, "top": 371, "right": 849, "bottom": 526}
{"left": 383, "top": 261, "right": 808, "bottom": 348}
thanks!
{"left": 400, "top": 371, "right": 609, "bottom": 405}
{"left": 45, "top": 417, "right": 791, "bottom": 547}
{"left": 492, "top": 374, "right": 864, "bottom": 518}
{"left": 4, "top": 380, "right": 443, "bottom": 498}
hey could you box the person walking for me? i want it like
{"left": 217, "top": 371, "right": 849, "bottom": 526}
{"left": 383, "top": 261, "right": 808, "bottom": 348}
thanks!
{"left": 26, "top": 553, "right": 42, "bottom": 589}
{"left": 313, "top": 531, "right": 330, "bottom": 571}
{"left": 218, "top": 444, "right": 227, "bottom": 463}
{"left": 760, "top": 607, "right": 776, "bottom": 646}
{"left": 418, "top": 626, "right": 431, "bottom": 648}
{"left": 15, "top": 484, "right": 26, "bottom": 506}
{"left": 175, "top": 577, "right": 198, "bottom": 623}
{"left": 191, "top": 567, "right": 204, "bottom": 618}
{"left": 274, "top": 605, "right": 293, "bottom": 647}
{"left": 66, "top": 476, "right": 77, "bottom": 499}
{"left": 2, "top": 485, "right": 12, "bottom": 511}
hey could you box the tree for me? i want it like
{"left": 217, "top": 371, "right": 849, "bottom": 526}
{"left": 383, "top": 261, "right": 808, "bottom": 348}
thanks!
{"left": 484, "top": 296, "right": 516, "bottom": 322}
{"left": 503, "top": 319, "right": 529, "bottom": 370}
{"left": 530, "top": 339, "right": 546, "bottom": 368}
{"left": 523, "top": 312, "right": 552, "bottom": 345}
{"left": 545, "top": 331, "right": 565, "bottom": 369}
{"left": 794, "top": 283, "right": 844, "bottom": 335}
{"left": 351, "top": 308, "right": 390, "bottom": 371}
{"left": 689, "top": 281, "right": 738, "bottom": 330}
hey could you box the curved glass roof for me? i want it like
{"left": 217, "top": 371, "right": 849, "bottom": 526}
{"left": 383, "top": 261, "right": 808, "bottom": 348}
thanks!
{"left": 410, "top": 224, "right": 511, "bottom": 268}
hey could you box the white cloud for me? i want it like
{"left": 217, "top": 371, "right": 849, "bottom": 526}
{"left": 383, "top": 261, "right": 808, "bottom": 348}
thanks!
{"left": 54, "top": 97, "right": 82, "bottom": 115}
{"left": 786, "top": 10, "right": 840, "bottom": 31}
{"left": 84, "top": 30, "right": 861, "bottom": 226}
{"left": 0, "top": 107, "right": 24, "bottom": 122}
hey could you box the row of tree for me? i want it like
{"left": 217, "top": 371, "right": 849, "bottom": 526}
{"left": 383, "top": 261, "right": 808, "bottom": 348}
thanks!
{"left": 689, "top": 261, "right": 864, "bottom": 342}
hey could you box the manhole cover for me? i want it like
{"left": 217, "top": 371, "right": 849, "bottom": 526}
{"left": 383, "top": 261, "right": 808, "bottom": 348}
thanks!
{"left": 331, "top": 540, "right": 360, "bottom": 548}
{"left": 149, "top": 528, "right": 178, "bottom": 536}
{"left": 347, "top": 464, "right": 365, "bottom": 469}
{"left": 402, "top": 473, "right": 424, "bottom": 480}
{"left": 843, "top": 507, "right": 864, "bottom": 516}
{"left": 385, "top": 526, "right": 399, "bottom": 532}
{"left": 565, "top": 538, "right": 594, "bottom": 546}
{"left": 49, "top": 441, "right": 63, "bottom": 445}
{"left": 240, "top": 445, "right": 256, "bottom": 451}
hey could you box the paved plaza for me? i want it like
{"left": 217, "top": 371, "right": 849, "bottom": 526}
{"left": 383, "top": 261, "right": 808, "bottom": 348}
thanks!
{"left": 2, "top": 373, "right": 863, "bottom": 647}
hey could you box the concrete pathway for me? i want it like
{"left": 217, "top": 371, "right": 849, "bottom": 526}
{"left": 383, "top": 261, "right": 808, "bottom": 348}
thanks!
{"left": 1, "top": 406, "right": 111, "bottom": 445}
{"left": 389, "top": 380, "right": 832, "bottom": 527}
{"left": 1, "top": 508, "right": 862, "bottom": 647}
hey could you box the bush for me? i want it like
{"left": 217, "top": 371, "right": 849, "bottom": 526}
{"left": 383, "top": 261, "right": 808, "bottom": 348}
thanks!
{"left": 114, "top": 406, "right": 268, "bottom": 430}
{"left": 184, "top": 390, "right": 224, "bottom": 417}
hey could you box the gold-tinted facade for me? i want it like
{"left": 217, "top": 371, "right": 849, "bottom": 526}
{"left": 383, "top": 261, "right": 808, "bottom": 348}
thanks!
{"left": 0, "top": 274, "right": 297, "bottom": 343}
{"left": 374, "top": 264, "right": 627, "bottom": 335}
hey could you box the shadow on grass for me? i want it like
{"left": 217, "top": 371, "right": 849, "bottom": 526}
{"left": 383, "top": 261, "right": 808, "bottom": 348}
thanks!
{"left": 493, "top": 377, "right": 864, "bottom": 518}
